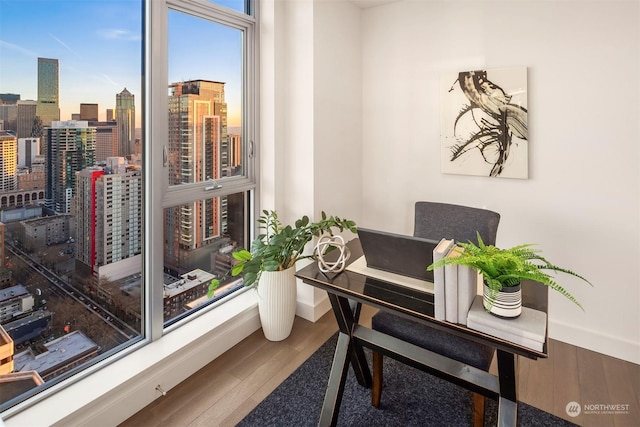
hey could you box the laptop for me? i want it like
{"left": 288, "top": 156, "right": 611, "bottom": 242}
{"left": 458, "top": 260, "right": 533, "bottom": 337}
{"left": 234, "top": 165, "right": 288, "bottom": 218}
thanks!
{"left": 356, "top": 227, "right": 439, "bottom": 282}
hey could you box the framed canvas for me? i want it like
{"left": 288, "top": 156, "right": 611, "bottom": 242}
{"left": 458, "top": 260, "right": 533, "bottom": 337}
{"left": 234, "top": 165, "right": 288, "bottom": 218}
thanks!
{"left": 440, "top": 67, "right": 528, "bottom": 179}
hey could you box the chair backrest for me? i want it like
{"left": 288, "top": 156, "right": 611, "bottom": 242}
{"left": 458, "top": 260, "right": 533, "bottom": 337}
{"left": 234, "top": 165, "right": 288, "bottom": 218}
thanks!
{"left": 413, "top": 202, "right": 500, "bottom": 246}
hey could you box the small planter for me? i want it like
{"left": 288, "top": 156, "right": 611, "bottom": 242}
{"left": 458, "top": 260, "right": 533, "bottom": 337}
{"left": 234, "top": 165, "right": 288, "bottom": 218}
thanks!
{"left": 257, "top": 267, "right": 297, "bottom": 341}
{"left": 483, "top": 282, "right": 522, "bottom": 318}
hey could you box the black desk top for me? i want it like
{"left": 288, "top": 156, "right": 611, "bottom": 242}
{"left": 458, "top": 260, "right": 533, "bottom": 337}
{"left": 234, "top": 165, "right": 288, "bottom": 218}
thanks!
{"left": 296, "top": 238, "right": 548, "bottom": 359}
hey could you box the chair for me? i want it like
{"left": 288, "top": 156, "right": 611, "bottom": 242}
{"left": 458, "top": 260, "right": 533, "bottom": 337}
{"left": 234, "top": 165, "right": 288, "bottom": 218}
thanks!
{"left": 371, "top": 202, "right": 500, "bottom": 427}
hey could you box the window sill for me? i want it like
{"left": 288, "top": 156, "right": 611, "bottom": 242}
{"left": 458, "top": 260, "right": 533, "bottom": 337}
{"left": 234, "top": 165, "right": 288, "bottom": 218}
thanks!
{"left": 2, "top": 290, "right": 260, "bottom": 427}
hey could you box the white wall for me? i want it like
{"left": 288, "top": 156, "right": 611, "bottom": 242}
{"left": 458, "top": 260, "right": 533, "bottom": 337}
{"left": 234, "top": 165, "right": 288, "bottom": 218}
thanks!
{"left": 266, "top": 0, "right": 363, "bottom": 320}
{"left": 277, "top": 0, "right": 639, "bottom": 362}
{"left": 358, "top": 0, "right": 639, "bottom": 363}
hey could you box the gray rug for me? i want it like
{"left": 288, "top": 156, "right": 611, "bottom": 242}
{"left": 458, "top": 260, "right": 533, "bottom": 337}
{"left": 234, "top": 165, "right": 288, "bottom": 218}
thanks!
{"left": 238, "top": 333, "right": 577, "bottom": 426}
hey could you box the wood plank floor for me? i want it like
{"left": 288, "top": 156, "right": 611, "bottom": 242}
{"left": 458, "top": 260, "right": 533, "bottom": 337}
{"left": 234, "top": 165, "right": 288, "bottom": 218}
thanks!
{"left": 120, "top": 306, "right": 640, "bottom": 426}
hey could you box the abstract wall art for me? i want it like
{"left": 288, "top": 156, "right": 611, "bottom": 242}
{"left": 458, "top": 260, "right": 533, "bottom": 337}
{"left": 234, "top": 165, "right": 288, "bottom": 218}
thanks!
{"left": 440, "top": 67, "right": 528, "bottom": 179}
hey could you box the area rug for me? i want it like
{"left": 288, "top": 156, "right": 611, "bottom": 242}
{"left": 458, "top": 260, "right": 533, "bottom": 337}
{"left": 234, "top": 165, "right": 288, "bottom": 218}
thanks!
{"left": 238, "top": 334, "right": 577, "bottom": 426}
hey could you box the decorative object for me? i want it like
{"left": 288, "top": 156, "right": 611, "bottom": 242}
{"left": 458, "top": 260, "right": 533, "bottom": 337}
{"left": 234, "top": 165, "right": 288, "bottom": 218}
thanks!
{"left": 482, "top": 282, "right": 522, "bottom": 318}
{"left": 208, "top": 210, "right": 356, "bottom": 341}
{"left": 256, "top": 267, "right": 297, "bottom": 341}
{"left": 313, "top": 235, "right": 351, "bottom": 274}
{"left": 427, "top": 233, "right": 592, "bottom": 316}
{"left": 440, "top": 67, "right": 528, "bottom": 179}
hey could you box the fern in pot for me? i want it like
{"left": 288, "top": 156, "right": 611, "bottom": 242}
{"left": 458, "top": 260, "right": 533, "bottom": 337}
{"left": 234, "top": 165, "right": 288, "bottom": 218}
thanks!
{"left": 209, "top": 210, "right": 356, "bottom": 340}
{"left": 427, "top": 233, "right": 592, "bottom": 317}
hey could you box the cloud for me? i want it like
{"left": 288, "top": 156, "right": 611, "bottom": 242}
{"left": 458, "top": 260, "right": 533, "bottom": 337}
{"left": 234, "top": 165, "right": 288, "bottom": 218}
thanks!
{"left": 49, "top": 33, "right": 76, "bottom": 54}
{"left": 97, "top": 29, "right": 142, "bottom": 41}
{"left": 102, "top": 73, "right": 120, "bottom": 87}
{"left": 0, "top": 39, "right": 38, "bottom": 57}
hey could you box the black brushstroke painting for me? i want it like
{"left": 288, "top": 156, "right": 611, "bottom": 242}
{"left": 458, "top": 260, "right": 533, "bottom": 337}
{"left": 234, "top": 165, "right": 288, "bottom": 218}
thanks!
{"left": 446, "top": 69, "right": 528, "bottom": 177}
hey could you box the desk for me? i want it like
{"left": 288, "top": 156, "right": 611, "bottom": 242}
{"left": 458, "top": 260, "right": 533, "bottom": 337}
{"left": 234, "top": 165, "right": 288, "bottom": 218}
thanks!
{"left": 295, "top": 239, "right": 548, "bottom": 427}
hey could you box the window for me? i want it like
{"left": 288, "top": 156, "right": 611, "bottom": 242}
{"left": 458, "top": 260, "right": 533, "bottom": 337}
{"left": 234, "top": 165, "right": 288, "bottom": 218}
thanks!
{"left": 156, "top": 0, "right": 257, "bottom": 330}
{"left": 0, "top": 0, "right": 257, "bottom": 414}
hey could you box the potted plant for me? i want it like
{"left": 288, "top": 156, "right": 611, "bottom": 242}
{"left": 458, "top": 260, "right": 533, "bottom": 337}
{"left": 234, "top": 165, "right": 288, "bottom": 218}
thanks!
{"left": 427, "top": 233, "right": 592, "bottom": 317}
{"left": 208, "top": 209, "right": 356, "bottom": 340}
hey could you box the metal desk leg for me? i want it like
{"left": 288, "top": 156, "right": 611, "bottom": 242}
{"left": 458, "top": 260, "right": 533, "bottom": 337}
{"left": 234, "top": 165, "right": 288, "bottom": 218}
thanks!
{"left": 496, "top": 349, "right": 518, "bottom": 427}
{"left": 328, "top": 294, "right": 372, "bottom": 387}
{"left": 319, "top": 332, "right": 352, "bottom": 427}
{"left": 318, "top": 294, "right": 372, "bottom": 427}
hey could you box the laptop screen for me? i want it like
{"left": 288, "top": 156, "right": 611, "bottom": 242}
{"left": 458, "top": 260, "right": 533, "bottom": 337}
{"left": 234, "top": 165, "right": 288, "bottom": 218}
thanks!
{"left": 357, "top": 227, "right": 439, "bottom": 281}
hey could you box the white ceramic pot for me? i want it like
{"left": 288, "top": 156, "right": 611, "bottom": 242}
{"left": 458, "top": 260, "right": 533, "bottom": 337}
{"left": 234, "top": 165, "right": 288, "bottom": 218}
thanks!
{"left": 483, "top": 282, "right": 522, "bottom": 318}
{"left": 257, "top": 267, "right": 297, "bottom": 341}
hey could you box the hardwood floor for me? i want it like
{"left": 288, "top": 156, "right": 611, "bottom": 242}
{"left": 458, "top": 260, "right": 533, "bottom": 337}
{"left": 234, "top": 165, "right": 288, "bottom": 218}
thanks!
{"left": 120, "top": 306, "right": 640, "bottom": 426}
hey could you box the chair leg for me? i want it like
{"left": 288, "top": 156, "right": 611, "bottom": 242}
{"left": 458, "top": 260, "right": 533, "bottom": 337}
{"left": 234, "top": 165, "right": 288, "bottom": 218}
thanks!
{"left": 473, "top": 392, "right": 485, "bottom": 427}
{"left": 371, "top": 351, "right": 383, "bottom": 407}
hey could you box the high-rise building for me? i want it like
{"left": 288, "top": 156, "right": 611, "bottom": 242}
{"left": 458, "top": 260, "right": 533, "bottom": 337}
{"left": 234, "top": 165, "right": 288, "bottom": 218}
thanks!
{"left": 228, "top": 133, "right": 242, "bottom": 172}
{"left": 17, "top": 138, "right": 40, "bottom": 169}
{"left": 0, "top": 131, "right": 17, "bottom": 192}
{"left": 45, "top": 120, "right": 96, "bottom": 214}
{"left": 0, "top": 222, "right": 5, "bottom": 269}
{"left": 106, "top": 109, "right": 114, "bottom": 122}
{"left": 16, "top": 100, "right": 37, "bottom": 140}
{"left": 165, "top": 80, "right": 229, "bottom": 270}
{"left": 36, "top": 58, "right": 60, "bottom": 127}
{"left": 0, "top": 94, "right": 20, "bottom": 105}
{"left": 75, "top": 161, "right": 142, "bottom": 278}
{"left": 17, "top": 154, "right": 46, "bottom": 191}
{"left": 115, "top": 88, "right": 135, "bottom": 158}
{"left": 80, "top": 103, "right": 98, "bottom": 121}
{"left": 0, "top": 104, "right": 17, "bottom": 134}
{"left": 89, "top": 121, "right": 118, "bottom": 162}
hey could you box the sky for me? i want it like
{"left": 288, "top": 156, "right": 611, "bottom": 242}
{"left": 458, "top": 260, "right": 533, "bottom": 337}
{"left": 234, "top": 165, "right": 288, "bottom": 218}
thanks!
{"left": 0, "top": 0, "right": 244, "bottom": 127}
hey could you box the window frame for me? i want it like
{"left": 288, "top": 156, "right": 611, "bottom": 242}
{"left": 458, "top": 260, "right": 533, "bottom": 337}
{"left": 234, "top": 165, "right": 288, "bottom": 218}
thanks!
{"left": 0, "top": 0, "right": 259, "bottom": 416}
{"left": 147, "top": 0, "right": 258, "bottom": 339}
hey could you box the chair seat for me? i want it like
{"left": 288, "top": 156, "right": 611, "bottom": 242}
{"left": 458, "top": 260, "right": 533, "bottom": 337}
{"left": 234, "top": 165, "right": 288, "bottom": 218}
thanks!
{"left": 372, "top": 311, "right": 494, "bottom": 371}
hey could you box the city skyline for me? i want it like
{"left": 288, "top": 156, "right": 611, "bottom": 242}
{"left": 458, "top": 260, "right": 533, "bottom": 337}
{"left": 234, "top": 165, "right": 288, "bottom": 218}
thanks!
{"left": 0, "top": 0, "right": 243, "bottom": 127}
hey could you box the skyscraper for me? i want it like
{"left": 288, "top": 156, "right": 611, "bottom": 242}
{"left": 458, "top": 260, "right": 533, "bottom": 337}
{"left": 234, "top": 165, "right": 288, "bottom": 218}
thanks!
{"left": 0, "top": 131, "right": 17, "bottom": 192}
{"left": 91, "top": 121, "right": 118, "bottom": 162}
{"left": 80, "top": 104, "right": 99, "bottom": 121}
{"left": 17, "top": 138, "right": 40, "bottom": 168}
{"left": 45, "top": 121, "right": 96, "bottom": 214}
{"left": 75, "top": 161, "right": 142, "bottom": 278}
{"left": 36, "top": 58, "right": 60, "bottom": 127}
{"left": 16, "top": 100, "right": 37, "bottom": 139}
{"left": 116, "top": 88, "right": 135, "bottom": 158}
{"left": 0, "top": 94, "right": 20, "bottom": 104}
{"left": 0, "top": 104, "right": 17, "bottom": 134}
{"left": 165, "top": 80, "right": 228, "bottom": 270}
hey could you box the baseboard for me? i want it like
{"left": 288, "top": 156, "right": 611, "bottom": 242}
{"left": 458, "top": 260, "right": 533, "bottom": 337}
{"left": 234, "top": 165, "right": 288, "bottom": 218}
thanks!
{"left": 296, "top": 294, "right": 331, "bottom": 322}
{"left": 3, "top": 290, "right": 261, "bottom": 427}
{"left": 549, "top": 319, "right": 640, "bottom": 364}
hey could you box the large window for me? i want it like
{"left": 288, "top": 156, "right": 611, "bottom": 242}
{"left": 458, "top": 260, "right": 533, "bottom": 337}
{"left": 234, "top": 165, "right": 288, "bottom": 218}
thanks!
{"left": 158, "top": 0, "right": 257, "bottom": 328}
{"left": 0, "top": 0, "right": 257, "bottom": 413}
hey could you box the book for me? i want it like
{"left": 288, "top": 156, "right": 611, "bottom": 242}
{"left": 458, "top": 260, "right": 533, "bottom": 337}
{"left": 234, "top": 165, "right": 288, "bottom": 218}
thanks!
{"left": 444, "top": 245, "right": 463, "bottom": 323}
{"left": 467, "top": 319, "right": 545, "bottom": 351}
{"left": 466, "top": 295, "right": 547, "bottom": 351}
{"left": 456, "top": 250, "right": 477, "bottom": 325}
{"left": 432, "top": 238, "right": 455, "bottom": 320}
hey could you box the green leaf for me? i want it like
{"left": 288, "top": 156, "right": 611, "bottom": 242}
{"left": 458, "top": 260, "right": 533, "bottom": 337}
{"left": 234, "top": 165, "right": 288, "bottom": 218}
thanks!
{"left": 233, "top": 249, "right": 253, "bottom": 261}
{"left": 207, "top": 279, "right": 220, "bottom": 299}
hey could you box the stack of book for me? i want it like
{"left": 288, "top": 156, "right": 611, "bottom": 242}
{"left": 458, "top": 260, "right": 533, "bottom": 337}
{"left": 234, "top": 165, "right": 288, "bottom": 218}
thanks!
{"left": 432, "top": 238, "right": 478, "bottom": 325}
{"left": 466, "top": 295, "right": 547, "bottom": 351}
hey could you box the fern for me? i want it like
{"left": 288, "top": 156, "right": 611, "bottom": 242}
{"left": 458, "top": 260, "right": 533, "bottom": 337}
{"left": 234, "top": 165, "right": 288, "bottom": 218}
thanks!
{"left": 427, "top": 232, "right": 593, "bottom": 310}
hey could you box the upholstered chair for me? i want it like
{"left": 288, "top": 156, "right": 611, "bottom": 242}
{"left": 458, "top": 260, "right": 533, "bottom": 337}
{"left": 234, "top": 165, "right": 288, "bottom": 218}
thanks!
{"left": 371, "top": 201, "right": 500, "bottom": 427}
